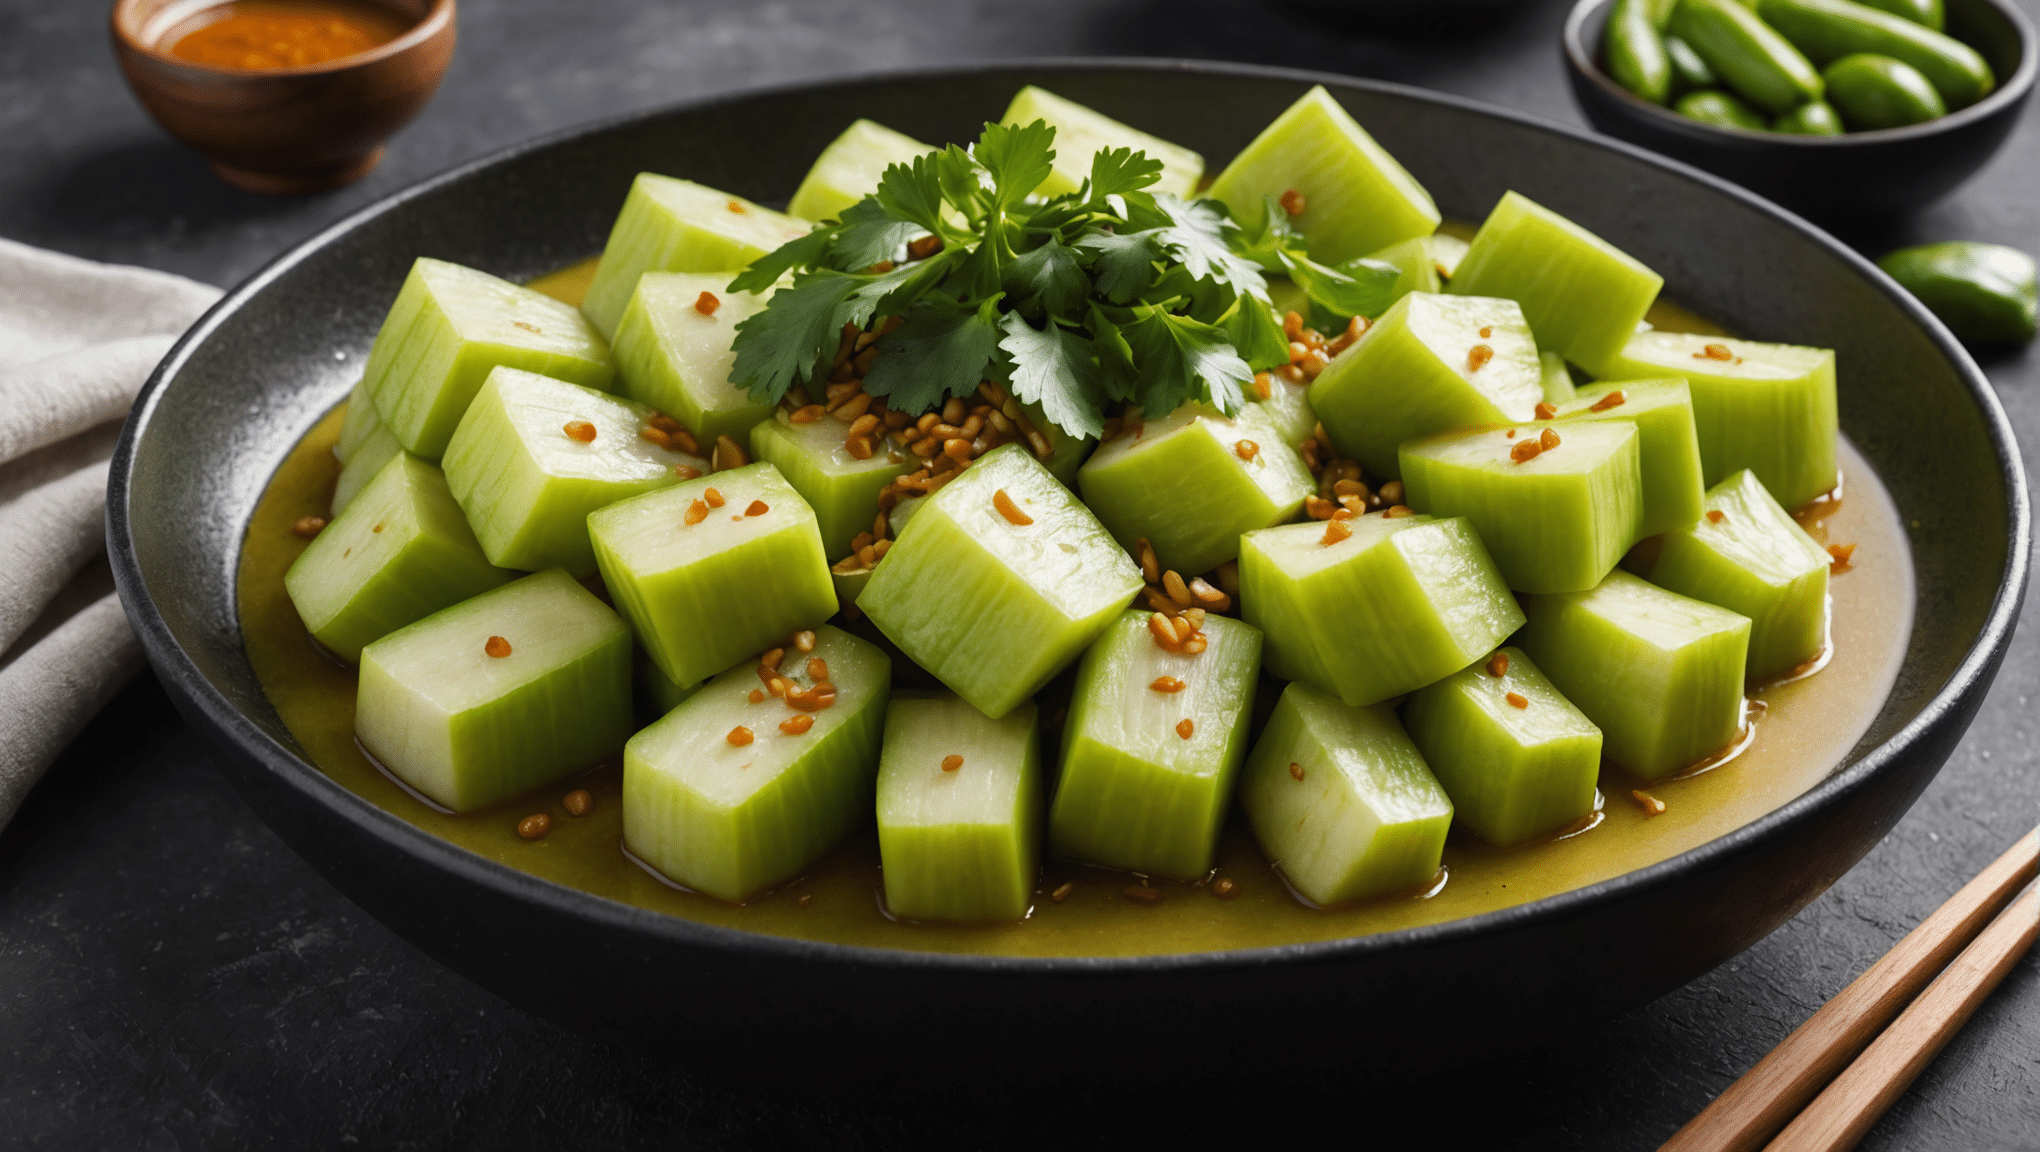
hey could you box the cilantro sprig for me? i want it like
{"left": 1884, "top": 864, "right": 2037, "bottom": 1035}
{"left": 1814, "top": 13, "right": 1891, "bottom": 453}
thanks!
{"left": 727, "top": 120, "right": 1400, "bottom": 439}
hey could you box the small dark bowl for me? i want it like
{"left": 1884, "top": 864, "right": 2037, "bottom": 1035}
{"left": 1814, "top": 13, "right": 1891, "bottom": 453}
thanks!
{"left": 111, "top": 0, "right": 457, "bottom": 195}
{"left": 109, "top": 61, "right": 2028, "bottom": 1077}
{"left": 1563, "top": 0, "right": 2035, "bottom": 222}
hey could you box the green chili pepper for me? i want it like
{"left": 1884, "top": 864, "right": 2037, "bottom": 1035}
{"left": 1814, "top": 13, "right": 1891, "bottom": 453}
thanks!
{"left": 1854, "top": 0, "right": 1942, "bottom": 31}
{"left": 1878, "top": 242, "right": 2037, "bottom": 343}
{"left": 1823, "top": 53, "right": 1947, "bottom": 127}
{"left": 1772, "top": 100, "right": 1848, "bottom": 133}
{"left": 1668, "top": 0, "right": 1827, "bottom": 114}
{"left": 1674, "top": 88, "right": 1772, "bottom": 128}
{"left": 1665, "top": 35, "right": 1722, "bottom": 94}
{"left": 1607, "top": 0, "right": 1675, "bottom": 103}
{"left": 1756, "top": 0, "right": 1993, "bottom": 108}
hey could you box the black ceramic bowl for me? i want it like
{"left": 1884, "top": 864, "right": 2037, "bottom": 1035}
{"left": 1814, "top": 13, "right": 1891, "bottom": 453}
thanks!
{"left": 109, "top": 60, "right": 2028, "bottom": 1075}
{"left": 1563, "top": 0, "right": 2036, "bottom": 223}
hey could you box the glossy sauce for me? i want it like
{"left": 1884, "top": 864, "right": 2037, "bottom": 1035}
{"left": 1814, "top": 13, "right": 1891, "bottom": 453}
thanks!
{"left": 238, "top": 257, "right": 1915, "bottom": 958}
{"left": 163, "top": 1, "right": 409, "bottom": 70}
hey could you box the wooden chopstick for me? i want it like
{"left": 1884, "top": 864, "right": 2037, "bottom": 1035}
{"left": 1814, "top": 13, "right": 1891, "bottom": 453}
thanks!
{"left": 1661, "top": 823, "right": 2040, "bottom": 1152}
{"left": 1764, "top": 882, "right": 2039, "bottom": 1151}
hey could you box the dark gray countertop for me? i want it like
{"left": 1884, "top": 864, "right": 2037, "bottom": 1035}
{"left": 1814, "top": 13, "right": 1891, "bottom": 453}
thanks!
{"left": 2, "top": 0, "right": 2035, "bottom": 1147}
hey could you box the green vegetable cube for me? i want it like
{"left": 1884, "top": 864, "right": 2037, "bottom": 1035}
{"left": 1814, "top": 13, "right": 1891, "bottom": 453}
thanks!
{"left": 1402, "top": 646, "right": 1603, "bottom": 847}
{"left": 1020, "top": 397, "right": 1096, "bottom": 487}
{"left": 860, "top": 444, "right": 1144, "bottom": 719}
{"left": 361, "top": 258, "right": 615, "bottom": 458}
{"left": 442, "top": 367, "right": 704, "bottom": 575}
{"left": 285, "top": 453, "right": 513, "bottom": 663}
{"left": 1399, "top": 419, "right": 1643, "bottom": 594}
{"left": 1049, "top": 611, "right": 1261, "bottom": 881}
{"left": 356, "top": 569, "right": 633, "bottom": 811}
{"left": 1367, "top": 236, "right": 1445, "bottom": 307}
{"left": 1078, "top": 403, "right": 1314, "bottom": 575}
{"left": 788, "top": 119, "right": 934, "bottom": 223}
{"left": 1308, "top": 291, "right": 1543, "bottom": 480}
{"left": 877, "top": 692, "right": 1042, "bottom": 922}
{"left": 611, "top": 271, "right": 776, "bottom": 446}
{"left": 624, "top": 626, "right": 889, "bottom": 902}
{"left": 1430, "top": 230, "right": 1471, "bottom": 279}
{"left": 1255, "top": 374, "right": 1318, "bottom": 450}
{"left": 1558, "top": 378, "right": 1706, "bottom": 537}
{"left": 1447, "top": 191, "right": 1664, "bottom": 378}
{"left": 589, "top": 462, "right": 837, "bottom": 689}
{"left": 1207, "top": 85, "right": 1442, "bottom": 266}
{"left": 750, "top": 411, "right": 913, "bottom": 561}
{"left": 1239, "top": 512, "right": 1524, "bottom": 706}
{"left": 336, "top": 379, "right": 382, "bottom": 462}
{"left": 1602, "top": 329, "right": 1839, "bottom": 510}
{"left": 1636, "top": 468, "right": 1831, "bottom": 681}
{"left": 1517, "top": 569, "right": 1750, "bottom": 780}
{"left": 332, "top": 424, "right": 403, "bottom": 518}
{"left": 1540, "top": 350, "right": 1578, "bottom": 406}
{"left": 1001, "top": 85, "right": 1203, "bottom": 199}
{"left": 1239, "top": 683, "right": 1453, "bottom": 906}
{"left": 581, "top": 174, "right": 812, "bottom": 340}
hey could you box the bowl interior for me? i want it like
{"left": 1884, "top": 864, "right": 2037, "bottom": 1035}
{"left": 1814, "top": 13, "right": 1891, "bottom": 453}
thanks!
{"left": 115, "top": 62, "right": 2022, "bottom": 962}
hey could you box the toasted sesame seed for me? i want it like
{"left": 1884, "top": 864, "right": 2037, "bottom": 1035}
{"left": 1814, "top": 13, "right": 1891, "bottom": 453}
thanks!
{"left": 517, "top": 813, "right": 550, "bottom": 840}
{"left": 1322, "top": 519, "right": 1353, "bottom": 545}
{"left": 564, "top": 420, "right": 597, "bottom": 443}
{"left": 1289, "top": 762, "right": 1305, "bottom": 781}
{"left": 712, "top": 435, "right": 747, "bottom": 472}
{"left": 1485, "top": 652, "right": 1510, "bottom": 678}
{"left": 1124, "top": 885, "right": 1165, "bottom": 904}
{"left": 684, "top": 498, "right": 709, "bottom": 525}
{"left": 1707, "top": 510, "right": 1726, "bottom": 523}
{"left": 1506, "top": 692, "right": 1529, "bottom": 710}
{"left": 1172, "top": 615, "right": 1197, "bottom": 645}
{"left": 991, "top": 488, "right": 1033, "bottom": 526}
{"left": 792, "top": 630, "right": 817, "bottom": 653}
{"left": 797, "top": 894, "right": 812, "bottom": 907}
{"left": 704, "top": 487, "right": 725, "bottom": 508}
{"left": 1051, "top": 882, "right": 1075, "bottom": 903}
{"left": 1253, "top": 373, "right": 1273, "bottom": 400}
{"left": 749, "top": 688, "right": 766, "bottom": 704}
{"left": 1632, "top": 789, "right": 1667, "bottom": 816}
{"left": 1279, "top": 188, "right": 1306, "bottom": 215}
{"left": 1539, "top": 427, "right": 1560, "bottom": 451}
{"left": 807, "top": 657, "right": 828, "bottom": 682}
{"left": 1148, "top": 612, "right": 1181, "bottom": 652}
{"left": 292, "top": 516, "right": 326, "bottom": 538}
{"left": 1479, "top": 326, "right": 1493, "bottom": 338}
{"left": 1590, "top": 390, "right": 1627, "bottom": 412}
{"left": 1535, "top": 402, "right": 1558, "bottom": 420}
{"left": 1384, "top": 505, "right": 1415, "bottom": 518}
{"left": 727, "top": 726, "right": 754, "bottom": 746}
{"left": 512, "top": 321, "right": 541, "bottom": 334}
{"left": 780, "top": 714, "right": 814, "bottom": 735}
{"left": 1511, "top": 439, "right": 1542, "bottom": 464}
{"left": 1829, "top": 543, "right": 1856, "bottom": 572}
{"left": 1467, "top": 345, "right": 1494, "bottom": 372}
{"left": 1211, "top": 877, "right": 1241, "bottom": 899}
{"left": 1699, "top": 343, "right": 1735, "bottom": 361}
{"left": 745, "top": 500, "right": 769, "bottom": 517}
{"left": 790, "top": 404, "right": 825, "bottom": 424}
{"left": 1151, "top": 676, "right": 1187, "bottom": 693}
{"left": 1235, "top": 439, "right": 1259, "bottom": 462}
{"left": 1176, "top": 718, "right": 1195, "bottom": 740}
{"left": 908, "top": 234, "right": 944, "bottom": 260}
{"left": 941, "top": 754, "right": 964, "bottom": 772}
{"left": 563, "top": 789, "right": 593, "bottom": 817}
{"left": 485, "top": 636, "right": 512, "bottom": 658}
{"left": 1159, "top": 571, "right": 1191, "bottom": 609}
{"left": 640, "top": 426, "right": 673, "bottom": 449}
{"left": 726, "top": 199, "right": 746, "bottom": 214}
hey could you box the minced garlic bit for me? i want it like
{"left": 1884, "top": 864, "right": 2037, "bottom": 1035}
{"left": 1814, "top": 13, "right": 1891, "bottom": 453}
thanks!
{"left": 1485, "top": 652, "right": 1510, "bottom": 678}
{"left": 993, "top": 488, "right": 1033, "bottom": 526}
{"left": 1828, "top": 542, "right": 1857, "bottom": 572}
{"left": 1124, "top": 885, "right": 1164, "bottom": 904}
{"left": 704, "top": 487, "right": 725, "bottom": 508}
{"left": 1211, "top": 877, "right": 1241, "bottom": 900}
{"left": 563, "top": 420, "right": 597, "bottom": 443}
{"left": 1176, "top": 718, "right": 1195, "bottom": 740}
{"left": 517, "top": 813, "right": 550, "bottom": 840}
{"left": 291, "top": 516, "right": 326, "bottom": 538}
{"left": 1288, "top": 761, "right": 1305, "bottom": 782}
{"left": 563, "top": 789, "right": 594, "bottom": 817}
{"left": 1535, "top": 401, "right": 1558, "bottom": 420}
{"left": 727, "top": 725, "right": 754, "bottom": 746}
{"left": 684, "top": 499, "right": 709, "bottom": 525}
{"left": 1467, "top": 344, "right": 1494, "bottom": 372}
{"left": 745, "top": 500, "right": 769, "bottom": 517}
{"left": 1631, "top": 789, "right": 1667, "bottom": 817}
{"left": 780, "top": 714, "right": 814, "bottom": 735}
{"left": 941, "top": 754, "right": 964, "bottom": 773}
{"left": 1590, "top": 390, "right": 1626, "bottom": 412}
{"left": 694, "top": 291, "right": 720, "bottom": 316}
{"left": 1707, "top": 510, "right": 1727, "bottom": 524}
{"left": 1506, "top": 692, "right": 1529, "bottom": 710}
{"left": 1278, "top": 188, "right": 1307, "bottom": 216}
{"left": 1235, "top": 439, "right": 1259, "bottom": 462}
{"left": 1051, "top": 882, "right": 1075, "bottom": 903}
{"left": 484, "top": 636, "right": 512, "bottom": 658}
{"left": 1150, "top": 676, "right": 1187, "bottom": 694}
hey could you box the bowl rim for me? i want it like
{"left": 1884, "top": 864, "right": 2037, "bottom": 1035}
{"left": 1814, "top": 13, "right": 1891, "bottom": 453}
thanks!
{"left": 109, "top": 0, "right": 456, "bottom": 78}
{"left": 108, "top": 56, "right": 2031, "bottom": 977}
{"left": 1561, "top": 0, "right": 2037, "bottom": 145}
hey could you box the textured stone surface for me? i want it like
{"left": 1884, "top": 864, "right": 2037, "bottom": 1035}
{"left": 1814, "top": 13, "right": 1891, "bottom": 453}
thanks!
{"left": 1, "top": 0, "right": 2035, "bottom": 1146}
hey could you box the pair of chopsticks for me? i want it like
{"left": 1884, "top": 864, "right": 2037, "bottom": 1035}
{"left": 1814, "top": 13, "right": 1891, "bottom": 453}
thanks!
{"left": 1663, "top": 823, "right": 2040, "bottom": 1152}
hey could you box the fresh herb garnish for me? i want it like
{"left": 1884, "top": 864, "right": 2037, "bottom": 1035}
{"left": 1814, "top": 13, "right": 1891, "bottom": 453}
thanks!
{"left": 728, "top": 120, "right": 1400, "bottom": 439}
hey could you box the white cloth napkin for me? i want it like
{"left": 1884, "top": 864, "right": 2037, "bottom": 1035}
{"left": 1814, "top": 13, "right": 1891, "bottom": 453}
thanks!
{"left": 0, "top": 238, "right": 220, "bottom": 834}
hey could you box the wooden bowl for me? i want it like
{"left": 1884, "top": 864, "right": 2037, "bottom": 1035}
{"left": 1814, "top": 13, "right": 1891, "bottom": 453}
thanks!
{"left": 110, "top": 0, "right": 457, "bottom": 195}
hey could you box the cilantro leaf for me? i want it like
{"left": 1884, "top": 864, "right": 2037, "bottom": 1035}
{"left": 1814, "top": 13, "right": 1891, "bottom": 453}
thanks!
{"left": 1283, "top": 252, "right": 1402, "bottom": 320}
{"left": 1222, "top": 295, "right": 1292, "bottom": 372}
{"left": 936, "top": 144, "right": 989, "bottom": 225}
{"left": 1086, "top": 305, "right": 1140, "bottom": 402}
{"left": 999, "top": 313, "right": 1104, "bottom": 438}
{"left": 728, "top": 270, "right": 865, "bottom": 400}
{"left": 1076, "top": 230, "right": 1159, "bottom": 304}
{"left": 832, "top": 197, "right": 922, "bottom": 271}
{"left": 727, "top": 226, "right": 834, "bottom": 293}
{"left": 1148, "top": 195, "right": 1267, "bottom": 301}
{"left": 974, "top": 119, "right": 1056, "bottom": 209}
{"left": 1122, "top": 307, "right": 1252, "bottom": 418}
{"left": 1085, "top": 146, "right": 1164, "bottom": 201}
{"left": 862, "top": 294, "right": 1005, "bottom": 413}
{"left": 872, "top": 152, "right": 948, "bottom": 234}
{"left": 1005, "top": 239, "right": 1089, "bottom": 319}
